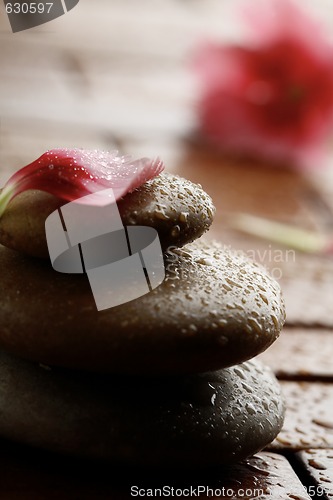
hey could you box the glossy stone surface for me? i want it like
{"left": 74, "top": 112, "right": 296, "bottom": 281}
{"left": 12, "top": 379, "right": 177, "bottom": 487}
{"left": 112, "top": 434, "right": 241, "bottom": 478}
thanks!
{"left": 0, "top": 240, "right": 285, "bottom": 374}
{"left": 0, "top": 354, "right": 284, "bottom": 466}
{"left": 0, "top": 173, "right": 215, "bottom": 258}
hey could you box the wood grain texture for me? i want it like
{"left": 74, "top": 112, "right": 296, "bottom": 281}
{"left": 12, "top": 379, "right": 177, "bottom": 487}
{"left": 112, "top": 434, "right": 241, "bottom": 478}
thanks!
{"left": 271, "top": 382, "right": 333, "bottom": 450}
{"left": 0, "top": 446, "right": 312, "bottom": 500}
{"left": 296, "top": 449, "right": 333, "bottom": 500}
{"left": 258, "top": 328, "right": 333, "bottom": 380}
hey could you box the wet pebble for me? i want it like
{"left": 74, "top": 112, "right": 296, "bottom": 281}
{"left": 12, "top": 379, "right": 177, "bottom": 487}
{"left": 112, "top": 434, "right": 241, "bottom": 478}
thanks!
{"left": 0, "top": 353, "right": 284, "bottom": 466}
{"left": 0, "top": 240, "right": 285, "bottom": 374}
{"left": 0, "top": 173, "right": 215, "bottom": 258}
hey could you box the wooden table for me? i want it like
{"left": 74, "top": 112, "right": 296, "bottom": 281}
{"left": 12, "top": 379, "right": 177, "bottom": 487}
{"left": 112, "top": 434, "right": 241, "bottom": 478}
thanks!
{"left": 1, "top": 1, "right": 333, "bottom": 498}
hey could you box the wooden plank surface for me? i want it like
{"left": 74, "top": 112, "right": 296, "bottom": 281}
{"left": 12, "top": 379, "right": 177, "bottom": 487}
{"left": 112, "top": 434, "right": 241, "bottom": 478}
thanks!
{"left": 0, "top": 447, "right": 314, "bottom": 500}
{"left": 0, "top": 0, "right": 333, "bottom": 497}
{"left": 258, "top": 328, "right": 333, "bottom": 380}
{"left": 296, "top": 449, "right": 333, "bottom": 500}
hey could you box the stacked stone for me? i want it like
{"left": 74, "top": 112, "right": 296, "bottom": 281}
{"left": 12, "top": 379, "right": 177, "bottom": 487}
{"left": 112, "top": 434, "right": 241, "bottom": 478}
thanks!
{"left": 0, "top": 173, "right": 285, "bottom": 466}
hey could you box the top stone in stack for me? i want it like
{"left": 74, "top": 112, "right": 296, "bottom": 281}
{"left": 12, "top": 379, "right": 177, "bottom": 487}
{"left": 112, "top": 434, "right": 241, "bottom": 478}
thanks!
{"left": 0, "top": 161, "right": 286, "bottom": 465}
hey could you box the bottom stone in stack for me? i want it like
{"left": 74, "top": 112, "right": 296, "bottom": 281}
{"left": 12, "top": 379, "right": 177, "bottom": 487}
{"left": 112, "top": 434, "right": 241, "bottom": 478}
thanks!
{"left": 0, "top": 353, "right": 284, "bottom": 466}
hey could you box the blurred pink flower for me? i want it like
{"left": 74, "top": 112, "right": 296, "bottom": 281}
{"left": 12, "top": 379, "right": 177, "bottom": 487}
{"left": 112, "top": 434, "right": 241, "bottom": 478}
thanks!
{"left": 194, "top": 0, "right": 333, "bottom": 168}
{"left": 0, "top": 149, "right": 164, "bottom": 218}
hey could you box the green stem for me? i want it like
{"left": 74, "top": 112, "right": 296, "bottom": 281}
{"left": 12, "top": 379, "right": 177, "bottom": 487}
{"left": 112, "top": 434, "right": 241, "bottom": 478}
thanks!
{"left": 0, "top": 186, "right": 15, "bottom": 219}
{"left": 228, "top": 213, "right": 331, "bottom": 254}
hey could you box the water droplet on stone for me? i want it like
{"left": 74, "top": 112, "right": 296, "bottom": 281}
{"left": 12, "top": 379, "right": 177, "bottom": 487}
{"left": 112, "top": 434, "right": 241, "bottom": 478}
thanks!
{"left": 171, "top": 225, "right": 181, "bottom": 238}
{"left": 179, "top": 212, "right": 188, "bottom": 223}
{"left": 186, "top": 380, "right": 218, "bottom": 407}
{"left": 217, "top": 335, "right": 228, "bottom": 346}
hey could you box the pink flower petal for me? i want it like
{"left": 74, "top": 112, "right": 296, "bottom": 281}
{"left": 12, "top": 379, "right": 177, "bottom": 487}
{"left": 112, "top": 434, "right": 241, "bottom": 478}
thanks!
{"left": 0, "top": 149, "right": 164, "bottom": 217}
